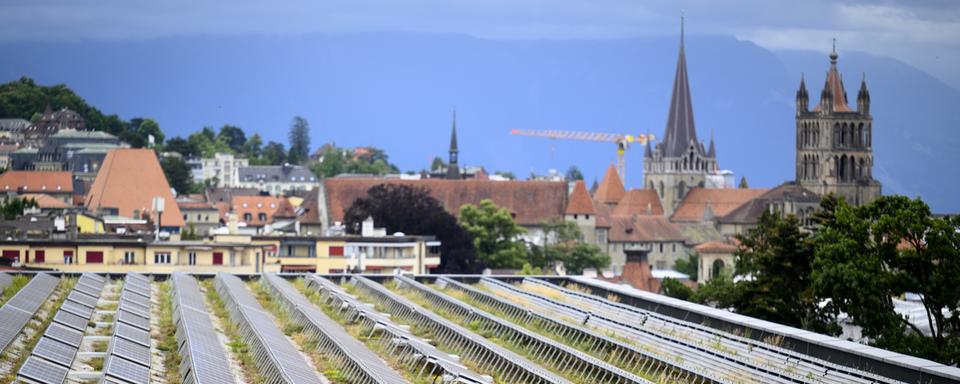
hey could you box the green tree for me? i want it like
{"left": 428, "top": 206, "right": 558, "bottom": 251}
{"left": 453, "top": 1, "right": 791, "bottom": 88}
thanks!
{"left": 813, "top": 196, "right": 960, "bottom": 364}
{"left": 0, "top": 197, "right": 37, "bottom": 220}
{"left": 137, "top": 118, "right": 164, "bottom": 148}
{"left": 661, "top": 278, "right": 695, "bottom": 301}
{"left": 243, "top": 134, "right": 263, "bottom": 159}
{"left": 188, "top": 127, "right": 232, "bottom": 157}
{"left": 288, "top": 116, "right": 310, "bottom": 165}
{"left": 528, "top": 218, "right": 610, "bottom": 275}
{"left": 674, "top": 253, "right": 699, "bottom": 281}
{"left": 343, "top": 184, "right": 481, "bottom": 273}
{"left": 694, "top": 271, "right": 737, "bottom": 307}
{"left": 738, "top": 176, "right": 749, "bottom": 189}
{"left": 160, "top": 156, "right": 195, "bottom": 195}
{"left": 430, "top": 156, "right": 446, "bottom": 171}
{"left": 163, "top": 137, "right": 198, "bottom": 157}
{"left": 565, "top": 166, "right": 584, "bottom": 181}
{"left": 260, "top": 141, "right": 287, "bottom": 165}
{"left": 459, "top": 199, "right": 528, "bottom": 269}
{"left": 733, "top": 211, "right": 828, "bottom": 331}
{"left": 218, "top": 125, "right": 247, "bottom": 153}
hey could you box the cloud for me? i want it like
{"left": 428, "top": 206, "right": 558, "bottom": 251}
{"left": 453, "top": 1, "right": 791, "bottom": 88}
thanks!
{"left": 0, "top": 0, "right": 957, "bottom": 86}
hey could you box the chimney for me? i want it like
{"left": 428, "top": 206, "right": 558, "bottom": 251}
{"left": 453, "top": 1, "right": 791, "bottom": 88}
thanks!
{"left": 620, "top": 249, "right": 655, "bottom": 292}
{"left": 227, "top": 213, "right": 239, "bottom": 234}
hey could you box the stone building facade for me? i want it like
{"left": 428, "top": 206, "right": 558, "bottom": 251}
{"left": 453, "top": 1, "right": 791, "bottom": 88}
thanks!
{"left": 795, "top": 47, "right": 881, "bottom": 205}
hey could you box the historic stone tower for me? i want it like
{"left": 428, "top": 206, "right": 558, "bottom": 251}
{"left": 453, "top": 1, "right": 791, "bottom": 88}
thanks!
{"left": 644, "top": 19, "right": 718, "bottom": 216}
{"left": 795, "top": 45, "right": 881, "bottom": 205}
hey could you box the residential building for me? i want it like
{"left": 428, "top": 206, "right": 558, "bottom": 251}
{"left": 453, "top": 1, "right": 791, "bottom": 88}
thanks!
{"left": 695, "top": 240, "right": 737, "bottom": 283}
{"left": 238, "top": 164, "right": 317, "bottom": 195}
{"left": 22, "top": 105, "right": 85, "bottom": 145}
{"left": 9, "top": 130, "right": 123, "bottom": 178}
{"left": 795, "top": 46, "right": 881, "bottom": 205}
{"left": 177, "top": 199, "right": 220, "bottom": 236}
{"left": 643, "top": 20, "right": 719, "bottom": 216}
{"left": 0, "top": 171, "right": 74, "bottom": 202}
{"left": 85, "top": 149, "right": 185, "bottom": 232}
{"left": 0, "top": 118, "right": 29, "bottom": 143}
{"left": 0, "top": 144, "right": 20, "bottom": 169}
{"left": 716, "top": 183, "right": 821, "bottom": 234}
{"left": 190, "top": 153, "right": 249, "bottom": 188}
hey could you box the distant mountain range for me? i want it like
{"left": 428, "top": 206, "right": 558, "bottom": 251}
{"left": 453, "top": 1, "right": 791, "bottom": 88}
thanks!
{"left": 2, "top": 33, "right": 957, "bottom": 212}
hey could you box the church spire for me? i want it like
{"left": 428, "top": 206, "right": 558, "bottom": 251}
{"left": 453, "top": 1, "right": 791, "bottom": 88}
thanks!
{"left": 446, "top": 110, "right": 460, "bottom": 180}
{"left": 660, "top": 16, "right": 700, "bottom": 158}
{"left": 857, "top": 72, "right": 870, "bottom": 115}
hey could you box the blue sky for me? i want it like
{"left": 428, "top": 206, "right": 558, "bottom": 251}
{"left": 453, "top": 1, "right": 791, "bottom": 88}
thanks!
{"left": 2, "top": 0, "right": 959, "bottom": 88}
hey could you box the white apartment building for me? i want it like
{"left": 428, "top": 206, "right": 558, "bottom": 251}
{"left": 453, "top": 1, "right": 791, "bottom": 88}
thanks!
{"left": 190, "top": 153, "right": 249, "bottom": 188}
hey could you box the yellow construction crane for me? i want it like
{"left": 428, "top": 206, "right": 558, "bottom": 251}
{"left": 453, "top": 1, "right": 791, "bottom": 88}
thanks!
{"left": 510, "top": 129, "right": 655, "bottom": 184}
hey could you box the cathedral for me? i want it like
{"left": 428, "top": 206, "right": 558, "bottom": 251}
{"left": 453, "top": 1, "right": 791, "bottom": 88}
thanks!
{"left": 795, "top": 45, "right": 881, "bottom": 205}
{"left": 644, "top": 19, "right": 718, "bottom": 216}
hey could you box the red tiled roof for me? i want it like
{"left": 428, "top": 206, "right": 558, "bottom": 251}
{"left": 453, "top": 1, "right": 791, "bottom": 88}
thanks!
{"left": 694, "top": 240, "right": 738, "bottom": 254}
{"left": 177, "top": 201, "right": 216, "bottom": 210}
{"left": 21, "top": 194, "right": 71, "bottom": 209}
{"left": 593, "top": 165, "right": 625, "bottom": 204}
{"left": 85, "top": 149, "right": 185, "bottom": 227}
{"left": 608, "top": 215, "right": 684, "bottom": 243}
{"left": 0, "top": 171, "right": 73, "bottom": 194}
{"left": 232, "top": 195, "right": 285, "bottom": 226}
{"left": 323, "top": 178, "right": 567, "bottom": 226}
{"left": 813, "top": 53, "right": 853, "bottom": 113}
{"left": 671, "top": 188, "right": 769, "bottom": 222}
{"left": 611, "top": 189, "right": 663, "bottom": 217}
{"left": 565, "top": 180, "right": 595, "bottom": 215}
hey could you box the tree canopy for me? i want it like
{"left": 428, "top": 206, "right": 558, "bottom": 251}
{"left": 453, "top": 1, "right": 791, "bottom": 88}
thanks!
{"left": 343, "top": 184, "right": 482, "bottom": 274}
{"left": 160, "top": 156, "right": 196, "bottom": 195}
{"left": 459, "top": 199, "right": 528, "bottom": 269}
{"left": 309, "top": 146, "right": 400, "bottom": 178}
{"left": 288, "top": 116, "right": 310, "bottom": 165}
{"left": 528, "top": 218, "right": 610, "bottom": 275}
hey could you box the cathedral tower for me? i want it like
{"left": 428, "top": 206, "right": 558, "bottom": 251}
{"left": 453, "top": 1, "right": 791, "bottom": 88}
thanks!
{"left": 446, "top": 111, "right": 461, "bottom": 180}
{"left": 795, "top": 44, "right": 880, "bottom": 205}
{"left": 644, "top": 18, "right": 718, "bottom": 216}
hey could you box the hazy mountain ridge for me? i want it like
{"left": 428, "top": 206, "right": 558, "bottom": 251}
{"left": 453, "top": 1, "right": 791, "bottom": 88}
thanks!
{"left": 1, "top": 33, "right": 956, "bottom": 211}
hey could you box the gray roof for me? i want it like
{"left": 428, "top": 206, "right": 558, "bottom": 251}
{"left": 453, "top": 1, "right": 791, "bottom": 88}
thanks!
{"left": 239, "top": 165, "right": 316, "bottom": 183}
{"left": 0, "top": 119, "right": 30, "bottom": 132}
{"left": 718, "top": 183, "right": 821, "bottom": 225}
{"left": 658, "top": 24, "right": 703, "bottom": 158}
{"left": 50, "top": 130, "right": 118, "bottom": 139}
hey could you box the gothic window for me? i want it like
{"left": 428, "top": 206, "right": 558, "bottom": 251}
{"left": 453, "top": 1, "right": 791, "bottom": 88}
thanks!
{"left": 833, "top": 124, "right": 840, "bottom": 147}
{"left": 858, "top": 158, "right": 865, "bottom": 179}
{"left": 678, "top": 181, "right": 686, "bottom": 200}
{"left": 711, "top": 259, "right": 725, "bottom": 279}
{"left": 839, "top": 155, "right": 846, "bottom": 181}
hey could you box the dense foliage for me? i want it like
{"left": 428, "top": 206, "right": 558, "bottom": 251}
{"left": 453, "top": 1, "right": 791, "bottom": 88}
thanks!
{"left": 343, "top": 184, "right": 482, "bottom": 274}
{"left": 528, "top": 219, "right": 610, "bottom": 275}
{"left": 288, "top": 116, "right": 311, "bottom": 165}
{"left": 0, "top": 197, "right": 37, "bottom": 220}
{"left": 309, "top": 146, "right": 399, "bottom": 178}
{"left": 459, "top": 199, "right": 528, "bottom": 269}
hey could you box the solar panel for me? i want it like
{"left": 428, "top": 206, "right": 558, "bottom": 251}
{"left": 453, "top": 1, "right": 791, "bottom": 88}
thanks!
{"left": 115, "top": 323, "right": 151, "bottom": 347}
{"left": 82, "top": 272, "right": 106, "bottom": 283}
{"left": 43, "top": 323, "right": 83, "bottom": 348}
{"left": 119, "top": 300, "right": 151, "bottom": 319}
{"left": 66, "top": 290, "right": 99, "bottom": 308}
{"left": 17, "top": 356, "right": 68, "bottom": 384}
{"left": 59, "top": 300, "right": 94, "bottom": 319}
{"left": 73, "top": 281, "right": 102, "bottom": 298}
{"left": 53, "top": 310, "right": 88, "bottom": 331}
{"left": 104, "top": 355, "right": 151, "bottom": 384}
{"left": 32, "top": 337, "right": 76, "bottom": 368}
{"left": 120, "top": 290, "right": 151, "bottom": 308}
{"left": 7, "top": 274, "right": 59, "bottom": 314}
{"left": 117, "top": 307, "right": 150, "bottom": 331}
{"left": 110, "top": 337, "right": 151, "bottom": 367}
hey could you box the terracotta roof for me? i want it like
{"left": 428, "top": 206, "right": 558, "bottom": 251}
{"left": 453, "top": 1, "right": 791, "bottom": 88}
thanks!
{"left": 593, "top": 165, "right": 625, "bottom": 205}
{"left": 231, "top": 195, "right": 285, "bottom": 226}
{"left": 273, "top": 197, "right": 297, "bottom": 219}
{"left": 85, "top": 149, "right": 185, "bottom": 227}
{"left": 694, "top": 240, "right": 737, "bottom": 254}
{"left": 565, "top": 180, "right": 595, "bottom": 215}
{"left": 21, "top": 194, "right": 71, "bottom": 209}
{"left": 611, "top": 189, "right": 663, "bottom": 216}
{"left": 719, "top": 183, "right": 820, "bottom": 225}
{"left": 813, "top": 50, "right": 852, "bottom": 113}
{"left": 594, "top": 201, "right": 613, "bottom": 228}
{"left": 671, "top": 188, "right": 769, "bottom": 222}
{"left": 0, "top": 171, "right": 73, "bottom": 194}
{"left": 177, "top": 201, "right": 217, "bottom": 211}
{"left": 608, "top": 215, "right": 684, "bottom": 243}
{"left": 297, "top": 187, "right": 321, "bottom": 224}
{"left": 323, "top": 178, "right": 567, "bottom": 226}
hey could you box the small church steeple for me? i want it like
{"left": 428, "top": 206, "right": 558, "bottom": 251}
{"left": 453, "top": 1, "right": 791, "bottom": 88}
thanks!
{"left": 446, "top": 110, "right": 460, "bottom": 180}
{"left": 796, "top": 73, "right": 809, "bottom": 114}
{"left": 857, "top": 73, "right": 870, "bottom": 115}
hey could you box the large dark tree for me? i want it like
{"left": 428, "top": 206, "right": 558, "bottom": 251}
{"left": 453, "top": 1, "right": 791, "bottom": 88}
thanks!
{"left": 218, "top": 125, "right": 247, "bottom": 153}
{"left": 288, "top": 116, "right": 310, "bottom": 165}
{"left": 163, "top": 137, "right": 198, "bottom": 157}
{"left": 343, "top": 184, "right": 482, "bottom": 273}
{"left": 160, "top": 156, "right": 195, "bottom": 195}
{"left": 260, "top": 141, "right": 287, "bottom": 165}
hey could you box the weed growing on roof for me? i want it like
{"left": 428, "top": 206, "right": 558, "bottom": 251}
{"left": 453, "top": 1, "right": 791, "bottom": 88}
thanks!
{"left": 156, "top": 280, "right": 180, "bottom": 384}
{"left": 200, "top": 279, "right": 263, "bottom": 384}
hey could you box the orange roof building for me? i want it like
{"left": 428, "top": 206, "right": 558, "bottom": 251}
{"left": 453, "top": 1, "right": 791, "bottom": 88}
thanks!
{"left": 231, "top": 195, "right": 286, "bottom": 227}
{"left": 671, "top": 188, "right": 768, "bottom": 222}
{"left": 21, "top": 194, "right": 72, "bottom": 209}
{"left": 593, "top": 165, "right": 625, "bottom": 205}
{"left": 0, "top": 171, "right": 73, "bottom": 197}
{"left": 611, "top": 189, "right": 663, "bottom": 217}
{"left": 85, "top": 149, "right": 185, "bottom": 228}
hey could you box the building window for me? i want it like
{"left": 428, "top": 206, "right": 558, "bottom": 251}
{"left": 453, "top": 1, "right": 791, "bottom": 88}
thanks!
{"left": 123, "top": 251, "right": 136, "bottom": 265}
{"left": 86, "top": 251, "right": 104, "bottom": 264}
{"left": 672, "top": 244, "right": 676, "bottom": 252}
{"left": 188, "top": 252, "right": 197, "bottom": 265}
{"left": 64, "top": 251, "right": 73, "bottom": 264}
{"left": 258, "top": 213, "right": 267, "bottom": 222}
{"left": 154, "top": 252, "right": 171, "bottom": 264}
{"left": 329, "top": 246, "right": 344, "bottom": 257}
{"left": 655, "top": 260, "right": 666, "bottom": 270}
{"left": 243, "top": 213, "right": 252, "bottom": 222}
{"left": 35, "top": 250, "right": 45, "bottom": 263}
{"left": 659, "top": 243, "right": 663, "bottom": 253}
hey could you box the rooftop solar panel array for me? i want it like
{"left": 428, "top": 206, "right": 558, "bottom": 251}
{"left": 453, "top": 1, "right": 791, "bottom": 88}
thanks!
{"left": 0, "top": 273, "right": 59, "bottom": 354}
{"left": 102, "top": 273, "right": 152, "bottom": 384}
{"left": 303, "top": 274, "right": 490, "bottom": 384}
{"left": 17, "top": 273, "right": 103, "bottom": 384}
{"left": 214, "top": 272, "right": 323, "bottom": 384}
{"left": 263, "top": 273, "right": 412, "bottom": 384}
{"left": 351, "top": 275, "right": 570, "bottom": 384}
{"left": 170, "top": 273, "right": 237, "bottom": 384}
